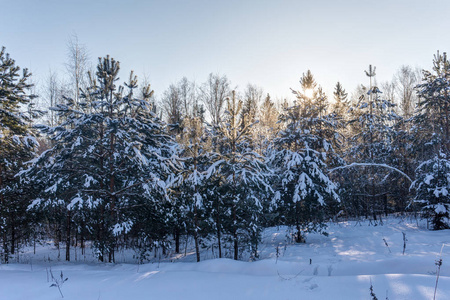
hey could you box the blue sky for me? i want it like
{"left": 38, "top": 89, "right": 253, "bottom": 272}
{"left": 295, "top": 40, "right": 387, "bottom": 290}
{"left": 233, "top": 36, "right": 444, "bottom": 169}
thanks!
{"left": 2, "top": 0, "right": 450, "bottom": 101}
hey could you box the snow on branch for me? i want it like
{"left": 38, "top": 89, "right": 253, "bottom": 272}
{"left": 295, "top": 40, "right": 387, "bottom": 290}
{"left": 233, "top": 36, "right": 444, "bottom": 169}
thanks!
{"left": 329, "top": 163, "right": 412, "bottom": 183}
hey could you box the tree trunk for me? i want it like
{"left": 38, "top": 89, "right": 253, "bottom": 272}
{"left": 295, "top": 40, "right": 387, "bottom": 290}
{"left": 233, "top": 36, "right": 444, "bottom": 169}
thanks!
{"left": 74, "top": 229, "right": 78, "bottom": 261}
{"left": 65, "top": 212, "right": 71, "bottom": 261}
{"left": 384, "top": 194, "right": 388, "bottom": 217}
{"left": 216, "top": 199, "right": 222, "bottom": 258}
{"left": 296, "top": 222, "right": 303, "bottom": 243}
{"left": 233, "top": 204, "right": 238, "bottom": 260}
{"left": 57, "top": 226, "right": 61, "bottom": 260}
{"left": 98, "top": 210, "right": 104, "bottom": 262}
{"left": 2, "top": 231, "right": 8, "bottom": 263}
{"left": 0, "top": 165, "right": 7, "bottom": 263}
{"left": 194, "top": 206, "right": 200, "bottom": 262}
{"left": 216, "top": 223, "right": 222, "bottom": 258}
{"left": 252, "top": 233, "right": 258, "bottom": 259}
{"left": 108, "top": 113, "right": 116, "bottom": 264}
{"left": 81, "top": 223, "right": 85, "bottom": 256}
{"left": 10, "top": 215, "right": 15, "bottom": 256}
{"left": 109, "top": 249, "right": 113, "bottom": 263}
{"left": 174, "top": 227, "right": 180, "bottom": 254}
{"left": 295, "top": 203, "right": 303, "bottom": 243}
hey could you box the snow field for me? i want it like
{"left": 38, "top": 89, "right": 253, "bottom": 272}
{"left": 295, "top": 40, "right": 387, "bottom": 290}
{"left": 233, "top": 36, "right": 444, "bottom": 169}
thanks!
{"left": 1, "top": 217, "right": 449, "bottom": 300}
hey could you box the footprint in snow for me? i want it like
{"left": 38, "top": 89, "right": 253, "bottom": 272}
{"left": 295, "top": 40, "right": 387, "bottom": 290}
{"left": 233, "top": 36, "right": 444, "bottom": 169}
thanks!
{"left": 303, "top": 277, "right": 313, "bottom": 283}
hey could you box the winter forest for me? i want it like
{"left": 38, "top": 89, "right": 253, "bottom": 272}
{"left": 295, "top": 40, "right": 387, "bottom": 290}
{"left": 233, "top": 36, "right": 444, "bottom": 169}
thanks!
{"left": 2, "top": 36, "right": 450, "bottom": 298}
{"left": 1, "top": 36, "right": 449, "bottom": 265}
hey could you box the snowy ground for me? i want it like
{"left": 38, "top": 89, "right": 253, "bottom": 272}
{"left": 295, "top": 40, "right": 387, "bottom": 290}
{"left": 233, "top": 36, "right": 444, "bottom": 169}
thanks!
{"left": 1, "top": 216, "right": 450, "bottom": 300}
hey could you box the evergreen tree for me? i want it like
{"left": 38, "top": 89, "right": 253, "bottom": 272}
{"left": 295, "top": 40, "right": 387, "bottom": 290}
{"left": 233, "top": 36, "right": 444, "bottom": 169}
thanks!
{"left": 270, "top": 71, "right": 340, "bottom": 243}
{"left": 210, "top": 91, "right": 271, "bottom": 260}
{"left": 346, "top": 69, "right": 401, "bottom": 219}
{"left": 411, "top": 153, "right": 450, "bottom": 229}
{"left": 24, "top": 56, "right": 179, "bottom": 262}
{"left": 411, "top": 51, "right": 450, "bottom": 228}
{"left": 387, "top": 119, "right": 415, "bottom": 212}
{"left": 414, "top": 51, "right": 450, "bottom": 156}
{"left": 0, "top": 47, "right": 40, "bottom": 263}
{"left": 176, "top": 115, "right": 213, "bottom": 261}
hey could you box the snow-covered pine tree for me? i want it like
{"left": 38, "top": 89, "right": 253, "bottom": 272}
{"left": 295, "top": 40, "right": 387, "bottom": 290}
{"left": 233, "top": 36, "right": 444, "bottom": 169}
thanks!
{"left": 414, "top": 51, "right": 450, "bottom": 158}
{"left": 176, "top": 115, "right": 213, "bottom": 262}
{"left": 209, "top": 91, "right": 271, "bottom": 260}
{"left": 269, "top": 71, "right": 340, "bottom": 243}
{"left": 192, "top": 121, "right": 227, "bottom": 259}
{"left": 0, "top": 47, "right": 40, "bottom": 263}
{"left": 384, "top": 118, "right": 415, "bottom": 213}
{"left": 24, "top": 56, "right": 179, "bottom": 262}
{"left": 346, "top": 67, "right": 401, "bottom": 220}
{"left": 411, "top": 51, "right": 450, "bottom": 229}
{"left": 411, "top": 153, "right": 450, "bottom": 229}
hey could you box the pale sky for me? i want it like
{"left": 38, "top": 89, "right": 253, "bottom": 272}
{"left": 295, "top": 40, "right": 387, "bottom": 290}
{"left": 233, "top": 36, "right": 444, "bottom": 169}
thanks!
{"left": 2, "top": 0, "right": 450, "bottom": 102}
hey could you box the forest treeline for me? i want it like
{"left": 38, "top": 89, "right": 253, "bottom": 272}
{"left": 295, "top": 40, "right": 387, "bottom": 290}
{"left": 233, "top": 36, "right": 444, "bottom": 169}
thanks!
{"left": 1, "top": 41, "right": 449, "bottom": 264}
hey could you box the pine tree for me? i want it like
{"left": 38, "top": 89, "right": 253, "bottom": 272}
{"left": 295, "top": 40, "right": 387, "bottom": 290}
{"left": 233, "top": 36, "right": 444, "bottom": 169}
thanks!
{"left": 270, "top": 71, "right": 340, "bottom": 243}
{"left": 414, "top": 51, "right": 450, "bottom": 157}
{"left": 24, "top": 56, "right": 179, "bottom": 262}
{"left": 209, "top": 91, "right": 271, "bottom": 260}
{"left": 176, "top": 115, "right": 213, "bottom": 261}
{"left": 0, "top": 47, "right": 40, "bottom": 263}
{"left": 411, "top": 51, "right": 450, "bottom": 228}
{"left": 411, "top": 153, "right": 450, "bottom": 229}
{"left": 346, "top": 68, "right": 401, "bottom": 219}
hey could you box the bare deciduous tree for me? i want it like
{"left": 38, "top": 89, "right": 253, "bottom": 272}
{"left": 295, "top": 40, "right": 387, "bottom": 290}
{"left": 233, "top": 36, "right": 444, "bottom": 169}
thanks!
{"left": 381, "top": 80, "right": 396, "bottom": 105}
{"left": 161, "top": 84, "right": 183, "bottom": 126}
{"left": 241, "top": 83, "right": 263, "bottom": 128}
{"left": 394, "top": 65, "right": 419, "bottom": 118}
{"left": 178, "top": 77, "right": 195, "bottom": 118}
{"left": 199, "top": 73, "right": 230, "bottom": 125}
{"left": 42, "top": 70, "right": 68, "bottom": 126}
{"left": 161, "top": 77, "right": 197, "bottom": 132}
{"left": 65, "top": 34, "right": 90, "bottom": 105}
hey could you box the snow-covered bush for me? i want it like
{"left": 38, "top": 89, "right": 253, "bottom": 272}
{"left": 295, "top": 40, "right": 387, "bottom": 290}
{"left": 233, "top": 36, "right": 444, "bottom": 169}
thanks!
{"left": 411, "top": 153, "right": 450, "bottom": 230}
